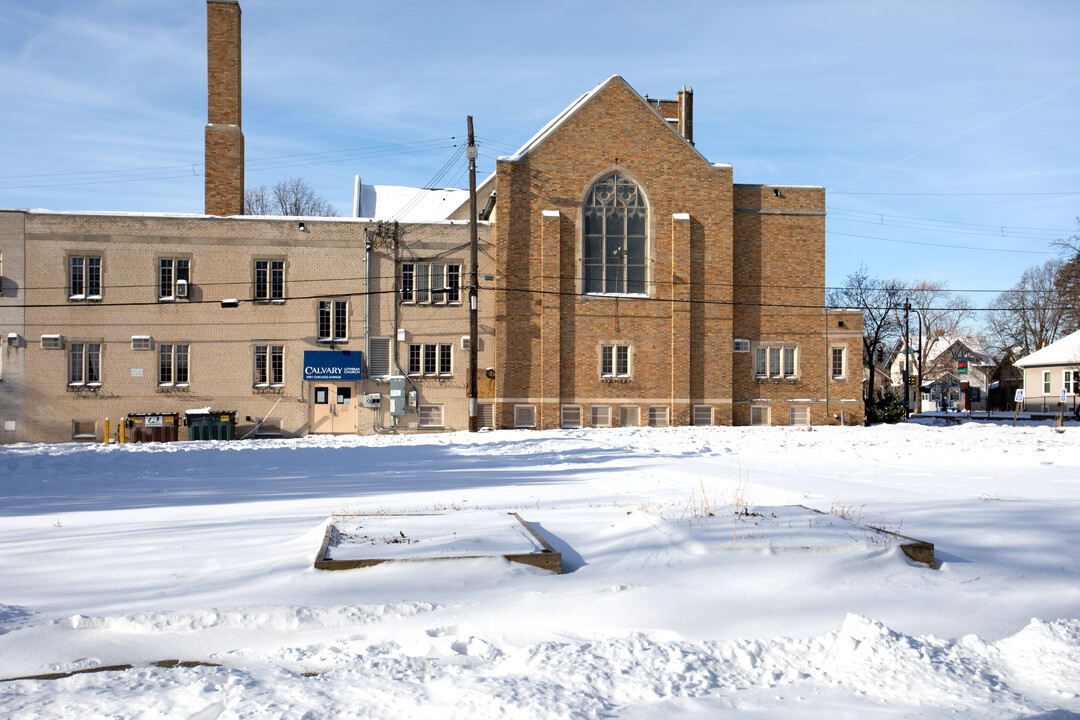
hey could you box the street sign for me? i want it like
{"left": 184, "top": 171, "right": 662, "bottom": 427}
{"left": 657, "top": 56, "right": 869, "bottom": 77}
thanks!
{"left": 1061, "top": 388, "right": 1068, "bottom": 404}
{"left": 1014, "top": 389, "right": 1024, "bottom": 403}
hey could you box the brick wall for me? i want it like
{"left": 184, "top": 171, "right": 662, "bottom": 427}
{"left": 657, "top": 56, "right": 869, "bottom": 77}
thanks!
{"left": 205, "top": 0, "right": 244, "bottom": 216}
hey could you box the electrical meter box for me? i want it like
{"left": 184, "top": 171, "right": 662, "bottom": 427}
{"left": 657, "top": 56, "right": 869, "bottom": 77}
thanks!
{"left": 363, "top": 393, "right": 381, "bottom": 408}
{"left": 408, "top": 390, "right": 417, "bottom": 408}
{"left": 389, "top": 376, "right": 407, "bottom": 416}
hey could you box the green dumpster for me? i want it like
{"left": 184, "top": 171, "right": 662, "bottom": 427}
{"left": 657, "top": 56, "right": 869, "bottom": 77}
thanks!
{"left": 186, "top": 411, "right": 236, "bottom": 441}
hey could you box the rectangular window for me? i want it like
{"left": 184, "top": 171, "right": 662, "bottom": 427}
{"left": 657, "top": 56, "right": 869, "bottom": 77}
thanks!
{"left": 254, "top": 259, "right": 284, "bottom": 301}
{"left": 591, "top": 405, "right": 612, "bottom": 427}
{"left": 369, "top": 337, "right": 391, "bottom": 377}
{"left": 750, "top": 406, "right": 770, "bottom": 426}
{"left": 514, "top": 405, "right": 536, "bottom": 428}
{"left": 733, "top": 339, "right": 750, "bottom": 353}
{"left": 601, "top": 344, "right": 630, "bottom": 377}
{"left": 648, "top": 406, "right": 669, "bottom": 427}
{"left": 69, "top": 256, "right": 101, "bottom": 299}
{"left": 561, "top": 405, "right": 582, "bottom": 428}
{"left": 401, "top": 263, "right": 415, "bottom": 302}
{"left": 408, "top": 344, "right": 421, "bottom": 375}
{"left": 423, "top": 344, "right": 436, "bottom": 374}
{"left": 431, "top": 263, "right": 446, "bottom": 303}
{"left": 754, "top": 347, "right": 767, "bottom": 376}
{"left": 789, "top": 406, "right": 810, "bottom": 426}
{"left": 439, "top": 343, "right": 452, "bottom": 375}
{"left": 756, "top": 344, "right": 798, "bottom": 379}
{"left": 418, "top": 405, "right": 443, "bottom": 428}
{"left": 447, "top": 264, "right": 461, "bottom": 303}
{"left": 68, "top": 342, "right": 101, "bottom": 386}
{"left": 693, "top": 405, "right": 713, "bottom": 426}
{"left": 159, "top": 344, "right": 189, "bottom": 385}
{"left": 159, "top": 258, "right": 189, "bottom": 299}
{"left": 1044, "top": 371, "right": 1051, "bottom": 395}
{"left": 317, "top": 300, "right": 348, "bottom": 341}
{"left": 619, "top": 405, "right": 639, "bottom": 427}
{"left": 416, "top": 263, "right": 429, "bottom": 303}
{"left": 831, "top": 347, "right": 845, "bottom": 379}
{"left": 254, "top": 345, "right": 284, "bottom": 386}
{"left": 1064, "top": 370, "right": 1079, "bottom": 395}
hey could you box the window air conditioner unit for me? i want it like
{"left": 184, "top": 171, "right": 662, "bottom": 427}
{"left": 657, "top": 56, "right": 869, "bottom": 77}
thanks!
{"left": 41, "top": 334, "right": 63, "bottom": 350}
{"left": 7, "top": 333, "right": 19, "bottom": 348}
{"left": 461, "top": 335, "right": 470, "bottom": 351}
{"left": 733, "top": 339, "right": 750, "bottom": 353}
{"left": 175, "top": 279, "right": 189, "bottom": 297}
{"left": 131, "top": 336, "right": 153, "bottom": 351}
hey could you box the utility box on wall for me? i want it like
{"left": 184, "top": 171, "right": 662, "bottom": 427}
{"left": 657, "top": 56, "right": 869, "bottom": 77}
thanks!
{"left": 389, "top": 376, "right": 407, "bottom": 416}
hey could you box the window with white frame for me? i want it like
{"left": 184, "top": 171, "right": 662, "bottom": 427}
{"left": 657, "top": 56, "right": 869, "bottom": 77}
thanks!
{"left": 1064, "top": 370, "right": 1079, "bottom": 395}
{"left": 368, "top": 337, "right": 391, "bottom": 377}
{"left": 68, "top": 342, "right": 101, "bottom": 386}
{"left": 317, "top": 300, "right": 348, "bottom": 342}
{"left": 254, "top": 259, "right": 284, "bottom": 301}
{"left": 1044, "top": 371, "right": 1051, "bottom": 395}
{"left": 693, "top": 405, "right": 713, "bottom": 426}
{"left": 831, "top": 346, "right": 846, "bottom": 380}
{"left": 402, "top": 263, "right": 461, "bottom": 304}
{"left": 69, "top": 256, "right": 101, "bottom": 299}
{"left": 648, "top": 406, "right": 669, "bottom": 427}
{"left": 408, "top": 343, "right": 452, "bottom": 376}
{"left": 789, "top": 406, "right": 810, "bottom": 426}
{"left": 750, "top": 406, "right": 770, "bottom": 426}
{"left": 159, "top": 343, "right": 189, "bottom": 386}
{"left": 514, "top": 404, "right": 536, "bottom": 428}
{"left": 591, "top": 405, "right": 612, "bottom": 427}
{"left": 561, "top": 405, "right": 582, "bottom": 428}
{"left": 583, "top": 171, "right": 648, "bottom": 295}
{"left": 254, "top": 344, "right": 284, "bottom": 386}
{"left": 418, "top": 405, "right": 443, "bottom": 428}
{"left": 601, "top": 344, "right": 630, "bottom": 377}
{"left": 158, "top": 258, "right": 189, "bottom": 300}
{"left": 619, "top": 405, "right": 639, "bottom": 427}
{"left": 754, "top": 344, "right": 797, "bottom": 379}
{"left": 733, "top": 339, "right": 750, "bottom": 353}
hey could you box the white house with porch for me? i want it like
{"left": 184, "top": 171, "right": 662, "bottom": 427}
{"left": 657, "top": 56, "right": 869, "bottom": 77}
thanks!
{"left": 1014, "top": 329, "right": 1080, "bottom": 416}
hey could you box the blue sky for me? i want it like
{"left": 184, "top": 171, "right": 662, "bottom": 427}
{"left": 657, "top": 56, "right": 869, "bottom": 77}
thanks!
{"left": 2, "top": 0, "right": 1078, "bottom": 299}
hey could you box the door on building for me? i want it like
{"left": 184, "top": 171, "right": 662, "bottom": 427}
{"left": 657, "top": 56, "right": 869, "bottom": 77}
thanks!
{"left": 309, "top": 383, "right": 357, "bottom": 434}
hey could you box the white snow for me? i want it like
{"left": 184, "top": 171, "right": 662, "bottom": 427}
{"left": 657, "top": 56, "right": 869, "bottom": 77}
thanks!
{"left": 1, "top": 421, "right": 1079, "bottom": 718}
{"left": 357, "top": 184, "right": 469, "bottom": 222}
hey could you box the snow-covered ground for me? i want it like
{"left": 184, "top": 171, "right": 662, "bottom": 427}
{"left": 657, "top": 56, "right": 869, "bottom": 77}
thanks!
{"left": 1, "top": 422, "right": 1079, "bottom": 718}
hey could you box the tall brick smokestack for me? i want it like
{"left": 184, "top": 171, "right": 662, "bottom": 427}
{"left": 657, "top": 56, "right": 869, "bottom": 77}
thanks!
{"left": 205, "top": 0, "right": 244, "bottom": 216}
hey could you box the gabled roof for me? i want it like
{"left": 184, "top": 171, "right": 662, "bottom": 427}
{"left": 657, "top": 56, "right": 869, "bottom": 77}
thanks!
{"left": 1014, "top": 329, "right": 1080, "bottom": 368}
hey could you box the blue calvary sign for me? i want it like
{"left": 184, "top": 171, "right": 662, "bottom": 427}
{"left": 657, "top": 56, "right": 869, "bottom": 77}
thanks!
{"left": 303, "top": 350, "right": 364, "bottom": 381}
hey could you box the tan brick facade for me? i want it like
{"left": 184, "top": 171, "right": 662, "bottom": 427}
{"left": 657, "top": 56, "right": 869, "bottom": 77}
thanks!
{"left": 492, "top": 77, "right": 863, "bottom": 429}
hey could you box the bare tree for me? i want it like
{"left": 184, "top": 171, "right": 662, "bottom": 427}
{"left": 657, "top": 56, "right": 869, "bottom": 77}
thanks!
{"left": 244, "top": 177, "right": 338, "bottom": 217}
{"left": 985, "top": 258, "right": 1068, "bottom": 357}
{"left": 1053, "top": 217, "right": 1080, "bottom": 335}
{"left": 828, "top": 264, "right": 905, "bottom": 400}
{"left": 905, "top": 280, "right": 974, "bottom": 344}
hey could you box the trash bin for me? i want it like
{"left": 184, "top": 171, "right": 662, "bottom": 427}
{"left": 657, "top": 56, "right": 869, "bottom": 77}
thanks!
{"left": 186, "top": 411, "right": 236, "bottom": 441}
{"left": 127, "top": 413, "right": 181, "bottom": 443}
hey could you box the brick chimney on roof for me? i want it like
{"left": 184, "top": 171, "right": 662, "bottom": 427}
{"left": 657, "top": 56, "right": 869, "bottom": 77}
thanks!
{"left": 644, "top": 85, "right": 694, "bottom": 145}
{"left": 205, "top": 0, "right": 244, "bottom": 216}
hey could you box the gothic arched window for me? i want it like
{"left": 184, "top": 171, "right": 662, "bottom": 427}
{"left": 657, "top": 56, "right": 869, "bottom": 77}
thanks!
{"left": 582, "top": 172, "right": 647, "bottom": 295}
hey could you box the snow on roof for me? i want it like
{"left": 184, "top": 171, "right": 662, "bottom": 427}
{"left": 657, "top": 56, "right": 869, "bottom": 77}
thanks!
{"left": 357, "top": 184, "right": 469, "bottom": 222}
{"left": 1014, "top": 329, "right": 1080, "bottom": 368}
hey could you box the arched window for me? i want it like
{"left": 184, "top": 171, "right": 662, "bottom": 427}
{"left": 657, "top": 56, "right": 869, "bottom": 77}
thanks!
{"left": 583, "top": 172, "right": 647, "bottom": 294}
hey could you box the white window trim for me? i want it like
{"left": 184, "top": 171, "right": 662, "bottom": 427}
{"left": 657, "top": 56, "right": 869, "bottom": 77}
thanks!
{"left": 514, "top": 404, "right": 536, "bottom": 428}
{"left": 591, "top": 405, "right": 612, "bottom": 428}
{"left": 619, "top": 405, "right": 640, "bottom": 427}
{"left": 561, "top": 405, "right": 583, "bottom": 429}
{"left": 600, "top": 343, "right": 632, "bottom": 378}
{"left": 317, "top": 299, "right": 349, "bottom": 342}
{"left": 830, "top": 345, "right": 847, "bottom": 380}
{"left": 754, "top": 343, "right": 799, "bottom": 380}
{"left": 733, "top": 339, "right": 750, "bottom": 353}
{"left": 253, "top": 258, "right": 286, "bottom": 303}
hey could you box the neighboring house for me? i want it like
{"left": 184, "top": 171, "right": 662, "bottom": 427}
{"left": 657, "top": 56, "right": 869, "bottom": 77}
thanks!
{"left": 886, "top": 335, "right": 994, "bottom": 412}
{"left": 0, "top": 0, "right": 864, "bottom": 443}
{"left": 1014, "top": 329, "right": 1080, "bottom": 414}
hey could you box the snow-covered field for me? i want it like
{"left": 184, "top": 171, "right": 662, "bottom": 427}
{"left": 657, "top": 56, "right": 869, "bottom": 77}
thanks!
{"left": 2, "top": 421, "right": 1079, "bottom": 718}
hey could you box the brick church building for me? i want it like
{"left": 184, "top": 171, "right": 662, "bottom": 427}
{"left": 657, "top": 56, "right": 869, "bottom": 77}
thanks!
{"left": 0, "top": 1, "right": 862, "bottom": 443}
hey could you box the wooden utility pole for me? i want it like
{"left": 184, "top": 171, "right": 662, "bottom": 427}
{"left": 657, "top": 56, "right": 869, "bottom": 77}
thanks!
{"left": 467, "top": 116, "right": 479, "bottom": 432}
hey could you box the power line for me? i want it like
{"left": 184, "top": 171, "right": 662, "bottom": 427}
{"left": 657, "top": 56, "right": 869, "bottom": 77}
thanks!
{"left": 827, "top": 230, "right": 1058, "bottom": 255}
